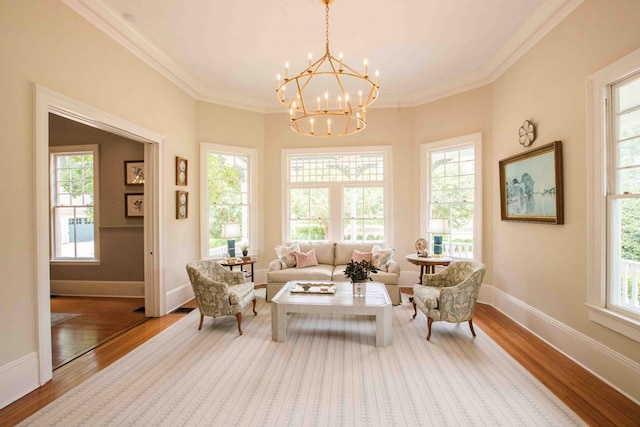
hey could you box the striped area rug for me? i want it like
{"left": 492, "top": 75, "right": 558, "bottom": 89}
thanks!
{"left": 22, "top": 290, "right": 584, "bottom": 426}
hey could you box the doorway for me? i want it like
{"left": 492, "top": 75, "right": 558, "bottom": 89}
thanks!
{"left": 35, "top": 85, "right": 165, "bottom": 385}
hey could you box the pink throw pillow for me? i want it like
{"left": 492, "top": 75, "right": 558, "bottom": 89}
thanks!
{"left": 351, "top": 249, "right": 372, "bottom": 263}
{"left": 295, "top": 249, "right": 319, "bottom": 269}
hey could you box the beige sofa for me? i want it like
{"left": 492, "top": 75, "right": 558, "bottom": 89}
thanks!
{"left": 266, "top": 242, "right": 401, "bottom": 305}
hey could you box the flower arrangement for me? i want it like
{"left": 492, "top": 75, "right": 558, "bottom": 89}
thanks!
{"left": 344, "top": 259, "right": 377, "bottom": 282}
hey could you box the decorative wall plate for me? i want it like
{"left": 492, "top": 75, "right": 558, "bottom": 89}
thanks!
{"left": 176, "top": 190, "right": 188, "bottom": 219}
{"left": 415, "top": 238, "right": 428, "bottom": 256}
{"left": 176, "top": 156, "right": 188, "bottom": 186}
{"left": 518, "top": 120, "right": 535, "bottom": 147}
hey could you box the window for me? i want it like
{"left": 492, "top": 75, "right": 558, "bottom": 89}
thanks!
{"left": 201, "top": 143, "right": 257, "bottom": 258}
{"left": 283, "top": 146, "right": 392, "bottom": 244}
{"left": 587, "top": 47, "right": 640, "bottom": 342}
{"left": 50, "top": 145, "right": 99, "bottom": 262}
{"left": 421, "top": 133, "right": 482, "bottom": 260}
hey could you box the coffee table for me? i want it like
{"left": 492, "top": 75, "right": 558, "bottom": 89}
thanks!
{"left": 271, "top": 281, "right": 392, "bottom": 347}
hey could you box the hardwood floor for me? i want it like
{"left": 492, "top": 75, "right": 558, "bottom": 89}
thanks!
{"left": 1, "top": 298, "right": 638, "bottom": 426}
{"left": 50, "top": 296, "right": 147, "bottom": 369}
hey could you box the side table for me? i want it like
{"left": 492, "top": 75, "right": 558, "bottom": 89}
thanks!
{"left": 405, "top": 254, "right": 452, "bottom": 285}
{"left": 220, "top": 257, "right": 257, "bottom": 282}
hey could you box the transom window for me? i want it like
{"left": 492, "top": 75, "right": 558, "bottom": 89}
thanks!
{"left": 421, "top": 133, "right": 482, "bottom": 260}
{"left": 201, "top": 143, "right": 257, "bottom": 258}
{"left": 283, "top": 147, "right": 392, "bottom": 244}
{"left": 50, "top": 145, "right": 99, "bottom": 261}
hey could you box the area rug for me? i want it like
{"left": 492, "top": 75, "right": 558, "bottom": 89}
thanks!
{"left": 50, "top": 313, "right": 80, "bottom": 327}
{"left": 23, "top": 292, "right": 585, "bottom": 426}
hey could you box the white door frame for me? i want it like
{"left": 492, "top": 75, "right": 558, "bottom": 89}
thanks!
{"left": 35, "top": 85, "right": 165, "bottom": 385}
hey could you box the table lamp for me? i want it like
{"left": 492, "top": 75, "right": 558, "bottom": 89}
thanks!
{"left": 221, "top": 223, "right": 241, "bottom": 257}
{"left": 428, "top": 219, "right": 450, "bottom": 257}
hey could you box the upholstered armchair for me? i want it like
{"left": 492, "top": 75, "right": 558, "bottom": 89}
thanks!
{"left": 412, "top": 260, "right": 486, "bottom": 341}
{"left": 186, "top": 260, "right": 257, "bottom": 335}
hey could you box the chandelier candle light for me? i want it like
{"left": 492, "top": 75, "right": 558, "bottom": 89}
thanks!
{"left": 276, "top": 0, "right": 380, "bottom": 137}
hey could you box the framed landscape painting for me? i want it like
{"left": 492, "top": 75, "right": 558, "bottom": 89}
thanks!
{"left": 499, "top": 141, "right": 564, "bottom": 224}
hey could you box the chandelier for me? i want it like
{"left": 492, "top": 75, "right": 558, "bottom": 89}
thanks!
{"left": 276, "top": 0, "right": 379, "bottom": 137}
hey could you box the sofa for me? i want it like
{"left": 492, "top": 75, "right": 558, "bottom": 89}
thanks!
{"left": 266, "top": 242, "right": 401, "bottom": 305}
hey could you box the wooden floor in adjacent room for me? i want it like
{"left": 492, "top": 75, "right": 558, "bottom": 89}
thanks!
{"left": 1, "top": 297, "right": 638, "bottom": 426}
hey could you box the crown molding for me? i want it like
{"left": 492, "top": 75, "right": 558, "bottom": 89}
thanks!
{"left": 63, "top": 0, "right": 583, "bottom": 113}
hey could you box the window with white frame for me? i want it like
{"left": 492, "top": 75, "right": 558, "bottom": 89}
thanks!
{"left": 283, "top": 146, "right": 392, "bottom": 244}
{"left": 587, "top": 48, "right": 640, "bottom": 342}
{"left": 421, "top": 133, "right": 482, "bottom": 260}
{"left": 50, "top": 145, "right": 99, "bottom": 261}
{"left": 201, "top": 143, "right": 257, "bottom": 258}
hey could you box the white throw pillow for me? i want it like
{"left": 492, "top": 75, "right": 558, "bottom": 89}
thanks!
{"left": 371, "top": 245, "right": 395, "bottom": 272}
{"left": 275, "top": 243, "right": 300, "bottom": 269}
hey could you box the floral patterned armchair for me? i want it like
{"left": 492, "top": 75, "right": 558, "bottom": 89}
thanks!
{"left": 412, "top": 260, "right": 486, "bottom": 341}
{"left": 186, "top": 260, "right": 257, "bottom": 335}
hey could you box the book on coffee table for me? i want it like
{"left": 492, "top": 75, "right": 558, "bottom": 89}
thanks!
{"left": 290, "top": 282, "right": 336, "bottom": 294}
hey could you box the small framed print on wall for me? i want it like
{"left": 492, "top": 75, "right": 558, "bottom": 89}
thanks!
{"left": 176, "top": 190, "right": 188, "bottom": 219}
{"left": 124, "top": 160, "right": 144, "bottom": 185}
{"left": 176, "top": 157, "right": 188, "bottom": 186}
{"left": 125, "top": 193, "right": 144, "bottom": 218}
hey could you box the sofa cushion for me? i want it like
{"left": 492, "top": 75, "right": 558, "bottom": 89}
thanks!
{"left": 413, "top": 285, "right": 440, "bottom": 309}
{"left": 298, "top": 242, "right": 335, "bottom": 265}
{"left": 275, "top": 243, "right": 300, "bottom": 268}
{"left": 371, "top": 245, "right": 395, "bottom": 272}
{"left": 334, "top": 243, "right": 374, "bottom": 265}
{"left": 351, "top": 249, "right": 372, "bottom": 263}
{"left": 267, "top": 264, "right": 334, "bottom": 283}
{"left": 295, "top": 249, "right": 319, "bottom": 268}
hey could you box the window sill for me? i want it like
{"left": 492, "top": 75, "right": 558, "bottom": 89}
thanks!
{"left": 586, "top": 304, "right": 640, "bottom": 343}
{"left": 50, "top": 260, "right": 101, "bottom": 266}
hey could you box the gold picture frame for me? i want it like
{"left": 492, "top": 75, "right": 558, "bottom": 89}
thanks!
{"left": 124, "top": 160, "right": 144, "bottom": 185}
{"left": 125, "top": 193, "right": 144, "bottom": 218}
{"left": 176, "top": 190, "right": 188, "bottom": 219}
{"left": 499, "top": 141, "right": 564, "bottom": 224}
{"left": 176, "top": 156, "right": 188, "bottom": 186}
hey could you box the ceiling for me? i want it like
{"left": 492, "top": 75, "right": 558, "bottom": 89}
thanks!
{"left": 65, "top": 0, "right": 581, "bottom": 112}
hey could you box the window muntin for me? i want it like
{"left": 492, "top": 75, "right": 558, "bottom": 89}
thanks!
{"left": 50, "top": 146, "right": 99, "bottom": 261}
{"left": 202, "top": 144, "right": 257, "bottom": 259}
{"left": 608, "top": 72, "right": 640, "bottom": 316}
{"left": 422, "top": 134, "right": 482, "bottom": 260}
{"left": 284, "top": 147, "right": 391, "bottom": 244}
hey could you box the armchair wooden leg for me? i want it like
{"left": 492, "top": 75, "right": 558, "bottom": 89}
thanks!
{"left": 252, "top": 297, "right": 257, "bottom": 316}
{"left": 469, "top": 318, "right": 476, "bottom": 337}
{"left": 198, "top": 314, "right": 204, "bottom": 331}
{"left": 236, "top": 312, "right": 243, "bottom": 335}
{"left": 426, "top": 317, "right": 433, "bottom": 341}
{"left": 412, "top": 302, "right": 417, "bottom": 319}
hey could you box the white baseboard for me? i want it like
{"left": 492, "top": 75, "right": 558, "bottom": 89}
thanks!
{"left": 166, "top": 282, "right": 194, "bottom": 313}
{"left": 50, "top": 280, "right": 145, "bottom": 297}
{"left": 0, "top": 352, "right": 40, "bottom": 410}
{"left": 480, "top": 284, "right": 640, "bottom": 405}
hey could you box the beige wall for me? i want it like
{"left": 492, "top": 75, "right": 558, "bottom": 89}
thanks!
{"left": 0, "top": 0, "right": 197, "bottom": 366}
{"left": 492, "top": 0, "right": 640, "bottom": 364}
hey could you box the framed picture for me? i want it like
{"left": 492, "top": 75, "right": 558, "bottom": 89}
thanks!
{"left": 499, "top": 141, "right": 564, "bottom": 224}
{"left": 124, "top": 160, "right": 144, "bottom": 185}
{"left": 176, "top": 190, "right": 188, "bottom": 219}
{"left": 125, "top": 193, "right": 144, "bottom": 218}
{"left": 176, "top": 156, "right": 188, "bottom": 186}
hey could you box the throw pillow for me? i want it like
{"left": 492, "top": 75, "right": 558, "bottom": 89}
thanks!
{"left": 371, "top": 245, "right": 395, "bottom": 272}
{"left": 294, "top": 249, "right": 319, "bottom": 269}
{"left": 351, "top": 249, "right": 372, "bottom": 263}
{"left": 275, "top": 243, "right": 300, "bottom": 269}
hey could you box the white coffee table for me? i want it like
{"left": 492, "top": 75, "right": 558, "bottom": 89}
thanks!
{"left": 271, "top": 281, "right": 392, "bottom": 347}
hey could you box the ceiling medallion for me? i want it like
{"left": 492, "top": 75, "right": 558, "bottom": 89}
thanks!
{"left": 275, "top": 0, "right": 380, "bottom": 137}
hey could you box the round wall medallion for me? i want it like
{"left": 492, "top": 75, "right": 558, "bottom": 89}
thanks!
{"left": 518, "top": 120, "right": 535, "bottom": 147}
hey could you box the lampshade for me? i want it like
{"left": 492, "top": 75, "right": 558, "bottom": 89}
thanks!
{"left": 427, "top": 219, "right": 450, "bottom": 235}
{"left": 221, "top": 223, "right": 242, "bottom": 239}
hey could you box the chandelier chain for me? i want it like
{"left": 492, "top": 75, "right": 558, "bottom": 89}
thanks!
{"left": 325, "top": 3, "right": 330, "bottom": 56}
